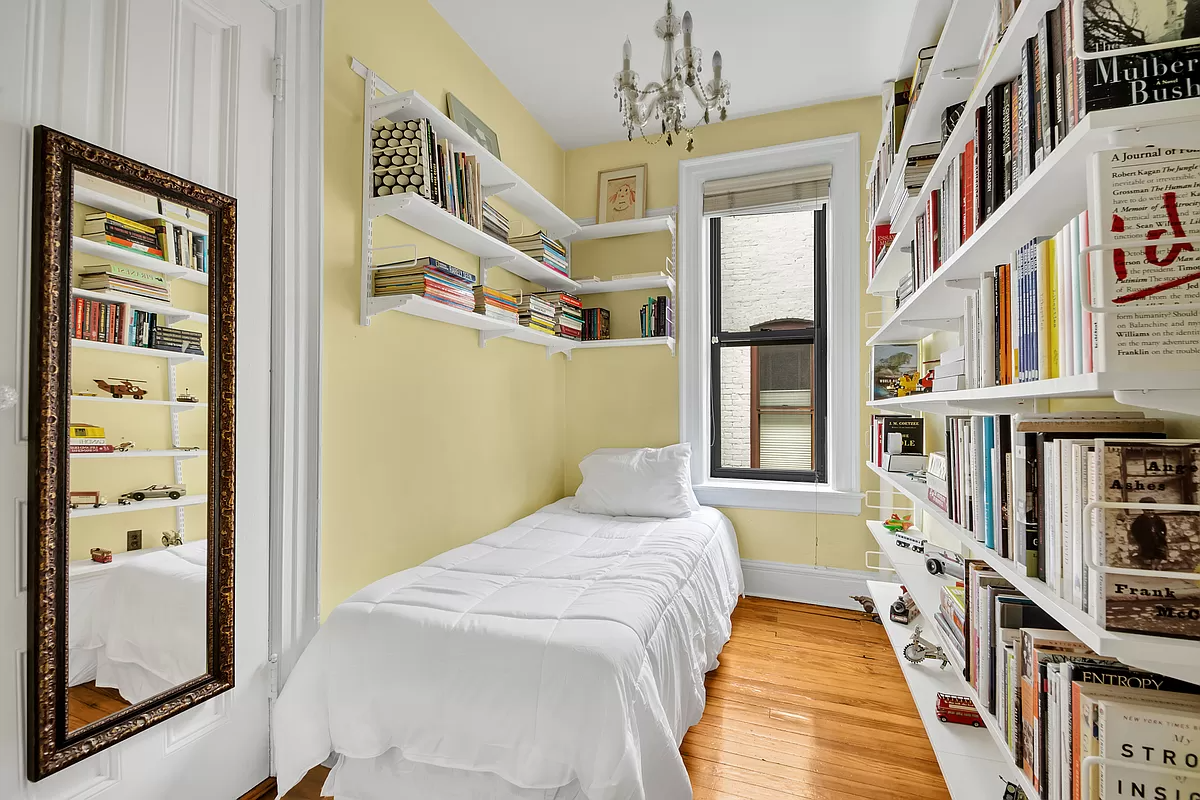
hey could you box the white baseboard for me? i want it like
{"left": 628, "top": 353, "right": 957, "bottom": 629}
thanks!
{"left": 740, "top": 559, "right": 887, "bottom": 610}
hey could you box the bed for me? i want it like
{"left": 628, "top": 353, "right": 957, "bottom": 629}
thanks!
{"left": 70, "top": 541, "right": 208, "bottom": 704}
{"left": 274, "top": 496, "right": 743, "bottom": 800}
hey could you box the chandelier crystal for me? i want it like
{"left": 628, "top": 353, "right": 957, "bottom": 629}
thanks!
{"left": 613, "top": 1, "right": 731, "bottom": 151}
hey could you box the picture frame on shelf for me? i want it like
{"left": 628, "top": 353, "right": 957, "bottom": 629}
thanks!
{"left": 871, "top": 343, "right": 921, "bottom": 399}
{"left": 446, "top": 93, "right": 501, "bottom": 160}
{"left": 596, "top": 164, "right": 646, "bottom": 224}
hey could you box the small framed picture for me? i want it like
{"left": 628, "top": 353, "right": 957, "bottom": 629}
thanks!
{"left": 597, "top": 164, "right": 646, "bottom": 224}
{"left": 871, "top": 343, "right": 921, "bottom": 399}
{"left": 447, "top": 93, "right": 501, "bottom": 160}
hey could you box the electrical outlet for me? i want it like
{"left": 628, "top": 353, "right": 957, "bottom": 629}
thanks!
{"left": 127, "top": 530, "right": 142, "bottom": 550}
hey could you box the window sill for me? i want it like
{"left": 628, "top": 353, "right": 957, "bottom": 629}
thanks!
{"left": 694, "top": 479, "right": 863, "bottom": 515}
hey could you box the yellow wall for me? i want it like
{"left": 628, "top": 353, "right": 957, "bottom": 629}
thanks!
{"left": 321, "top": 0, "right": 569, "bottom": 614}
{"left": 563, "top": 97, "right": 883, "bottom": 571}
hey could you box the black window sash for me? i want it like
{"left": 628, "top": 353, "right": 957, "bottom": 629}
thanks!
{"left": 708, "top": 207, "right": 828, "bottom": 483}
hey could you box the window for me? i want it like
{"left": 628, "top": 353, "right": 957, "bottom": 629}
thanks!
{"left": 709, "top": 207, "right": 827, "bottom": 482}
{"left": 678, "top": 134, "right": 862, "bottom": 514}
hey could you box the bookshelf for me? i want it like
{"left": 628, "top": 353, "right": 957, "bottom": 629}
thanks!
{"left": 573, "top": 336, "right": 675, "bottom": 353}
{"left": 574, "top": 274, "right": 675, "bottom": 296}
{"left": 70, "top": 449, "right": 207, "bottom": 460}
{"left": 71, "top": 395, "right": 207, "bottom": 412}
{"left": 71, "top": 338, "right": 206, "bottom": 363}
{"left": 73, "top": 237, "right": 209, "bottom": 286}
{"left": 74, "top": 184, "right": 209, "bottom": 236}
{"left": 71, "top": 287, "right": 208, "bottom": 325}
{"left": 866, "top": 463, "right": 1200, "bottom": 686}
{"left": 564, "top": 215, "right": 675, "bottom": 241}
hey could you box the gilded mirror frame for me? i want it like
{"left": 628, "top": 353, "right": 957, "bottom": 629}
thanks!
{"left": 27, "top": 126, "right": 237, "bottom": 780}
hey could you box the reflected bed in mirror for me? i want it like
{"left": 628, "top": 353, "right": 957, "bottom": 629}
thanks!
{"left": 29, "top": 127, "right": 235, "bottom": 779}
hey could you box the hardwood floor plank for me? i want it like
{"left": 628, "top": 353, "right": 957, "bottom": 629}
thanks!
{"left": 277, "top": 597, "right": 948, "bottom": 799}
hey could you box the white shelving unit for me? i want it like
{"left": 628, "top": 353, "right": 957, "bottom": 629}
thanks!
{"left": 73, "top": 237, "right": 209, "bottom": 286}
{"left": 74, "top": 184, "right": 209, "bottom": 236}
{"left": 69, "top": 495, "right": 206, "bottom": 519}
{"left": 71, "top": 287, "right": 208, "bottom": 325}
{"left": 70, "top": 395, "right": 206, "bottom": 412}
{"left": 72, "top": 338, "right": 205, "bottom": 363}
{"left": 574, "top": 274, "right": 675, "bottom": 296}
{"left": 70, "top": 449, "right": 206, "bottom": 460}
{"left": 865, "top": 526, "right": 1036, "bottom": 799}
{"left": 564, "top": 215, "right": 675, "bottom": 241}
{"left": 573, "top": 336, "right": 675, "bottom": 353}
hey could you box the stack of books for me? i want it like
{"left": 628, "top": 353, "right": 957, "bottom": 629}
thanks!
{"left": 893, "top": 141, "right": 940, "bottom": 220}
{"left": 371, "top": 257, "right": 476, "bottom": 311}
{"left": 73, "top": 297, "right": 126, "bottom": 345}
{"left": 640, "top": 295, "right": 673, "bottom": 338}
{"left": 78, "top": 263, "right": 171, "bottom": 304}
{"left": 931, "top": 345, "right": 966, "bottom": 392}
{"left": 515, "top": 293, "right": 555, "bottom": 335}
{"left": 866, "top": 79, "right": 910, "bottom": 225}
{"left": 582, "top": 307, "right": 610, "bottom": 341}
{"left": 68, "top": 423, "right": 111, "bottom": 454}
{"left": 868, "top": 414, "right": 924, "bottom": 472}
{"left": 933, "top": 584, "right": 965, "bottom": 666}
{"left": 128, "top": 311, "right": 159, "bottom": 348}
{"left": 535, "top": 292, "right": 583, "bottom": 341}
{"left": 150, "top": 326, "right": 203, "bottom": 356}
{"left": 481, "top": 201, "right": 509, "bottom": 243}
{"left": 153, "top": 219, "right": 208, "bottom": 274}
{"left": 474, "top": 285, "right": 518, "bottom": 324}
{"left": 509, "top": 232, "right": 569, "bottom": 277}
{"left": 83, "top": 212, "right": 163, "bottom": 259}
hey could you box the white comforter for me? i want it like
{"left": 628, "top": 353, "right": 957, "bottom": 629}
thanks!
{"left": 79, "top": 542, "right": 208, "bottom": 703}
{"left": 274, "top": 500, "right": 742, "bottom": 800}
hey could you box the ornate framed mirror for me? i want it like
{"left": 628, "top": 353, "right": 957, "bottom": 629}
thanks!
{"left": 27, "top": 126, "right": 236, "bottom": 779}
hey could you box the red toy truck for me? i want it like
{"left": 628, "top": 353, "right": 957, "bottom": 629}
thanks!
{"left": 935, "top": 693, "right": 982, "bottom": 727}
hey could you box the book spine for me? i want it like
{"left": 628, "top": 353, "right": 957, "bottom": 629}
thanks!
{"left": 984, "top": 88, "right": 996, "bottom": 220}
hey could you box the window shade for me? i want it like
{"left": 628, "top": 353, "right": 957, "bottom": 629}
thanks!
{"left": 703, "top": 165, "right": 832, "bottom": 214}
{"left": 758, "top": 413, "right": 813, "bottom": 471}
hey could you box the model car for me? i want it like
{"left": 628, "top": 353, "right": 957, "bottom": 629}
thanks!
{"left": 924, "top": 543, "right": 966, "bottom": 579}
{"left": 119, "top": 484, "right": 186, "bottom": 503}
{"left": 935, "top": 693, "right": 983, "bottom": 727}
{"left": 94, "top": 378, "right": 148, "bottom": 400}
{"left": 90, "top": 548, "right": 113, "bottom": 563}
{"left": 69, "top": 491, "right": 106, "bottom": 509}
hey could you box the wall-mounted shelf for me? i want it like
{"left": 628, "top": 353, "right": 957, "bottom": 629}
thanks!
{"left": 72, "top": 237, "right": 209, "bottom": 286}
{"left": 868, "top": 0, "right": 989, "bottom": 229}
{"left": 71, "top": 287, "right": 208, "bottom": 325}
{"left": 573, "top": 337, "right": 675, "bottom": 353}
{"left": 865, "top": 525, "right": 1036, "bottom": 799}
{"left": 70, "top": 449, "right": 206, "bottom": 460}
{"left": 565, "top": 215, "right": 675, "bottom": 241}
{"left": 865, "top": 578, "right": 1024, "bottom": 799}
{"left": 73, "top": 184, "right": 209, "bottom": 236}
{"left": 69, "top": 395, "right": 207, "bottom": 412}
{"left": 369, "top": 193, "right": 578, "bottom": 293}
{"left": 71, "top": 338, "right": 206, "bottom": 363}
{"left": 69, "top": 494, "right": 206, "bottom": 518}
{"left": 574, "top": 275, "right": 675, "bottom": 296}
{"left": 867, "top": 461, "right": 1200, "bottom": 685}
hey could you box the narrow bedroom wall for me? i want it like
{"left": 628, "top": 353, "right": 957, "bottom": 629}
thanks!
{"left": 563, "top": 97, "right": 882, "bottom": 571}
{"left": 321, "top": 0, "right": 568, "bottom": 614}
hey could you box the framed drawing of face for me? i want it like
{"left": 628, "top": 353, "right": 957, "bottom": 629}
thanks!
{"left": 597, "top": 165, "right": 646, "bottom": 224}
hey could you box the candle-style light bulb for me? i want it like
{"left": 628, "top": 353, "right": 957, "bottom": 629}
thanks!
{"left": 623, "top": 37, "right": 632, "bottom": 71}
{"left": 712, "top": 50, "right": 722, "bottom": 82}
{"left": 683, "top": 11, "right": 692, "bottom": 49}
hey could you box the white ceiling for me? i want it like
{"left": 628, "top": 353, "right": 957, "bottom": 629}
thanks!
{"left": 429, "top": 0, "right": 923, "bottom": 150}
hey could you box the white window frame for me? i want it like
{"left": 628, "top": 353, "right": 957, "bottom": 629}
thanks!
{"left": 678, "top": 133, "right": 863, "bottom": 515}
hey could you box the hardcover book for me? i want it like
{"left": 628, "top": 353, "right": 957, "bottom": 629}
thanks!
{"left": 871, "top": 343, "right": 921, "bottom": 400}
{"left": 1096, "top": 439, "right": 1200, "bottom": 639}
{"left": 1080, "top": 0, "right": 1200, "bottom": 59}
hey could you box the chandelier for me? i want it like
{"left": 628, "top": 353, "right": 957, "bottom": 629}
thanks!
{"left": 613, "top": 1, "right": 731, "bottom": 151}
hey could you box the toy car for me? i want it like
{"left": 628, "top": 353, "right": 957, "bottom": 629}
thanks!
{"left": 882, "top": 513, "right": 914, "bottom": 533}
{"left": 69, "top": 491, "right": 106, "bottom": 509}
{"left": 935, "top": 693, "right": 983, "bottom": 727}
{"left": 94, "top": 378, "right": 148, "bottom": 400}
{"left": 924, "top": 543, "right": 966, "bottom": 579}
{"left": 894, "top": 531, "right": 926, "bottom": 552}
{"left": 90, "top": 548, "right": 113, "bottom": 563}
{"left": 119, "top": 484, "right": 186, "bottom": 503}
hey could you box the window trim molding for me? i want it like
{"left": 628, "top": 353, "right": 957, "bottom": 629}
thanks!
{"left": 678, "top": 133, "right": 862, "bottom": 514}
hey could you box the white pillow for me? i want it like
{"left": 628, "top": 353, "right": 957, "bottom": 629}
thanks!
{"left": 571, "top": 444, "right": 701, "bottom": 518}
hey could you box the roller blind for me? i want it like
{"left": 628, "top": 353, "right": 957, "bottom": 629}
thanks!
{"left": 703, "top": 165, "right": 832, "bottom": 214}
{"left": 758, "top": 413, "right": 813, "bottom": 471}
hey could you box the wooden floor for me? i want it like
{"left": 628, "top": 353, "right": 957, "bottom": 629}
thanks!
{"left": 67, "top": 682, "right": 131, "bottom": 731}
{"left": 272, "top": 598, "right": 949, "bottom": 799}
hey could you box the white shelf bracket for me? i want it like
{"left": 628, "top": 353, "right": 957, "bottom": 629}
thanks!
{"left": 934, "top": 64, "right": 978, "bottom": 81}
{"left": 368, "top": 94, "right": 413, "bottom": 118}
{"left": 482, "top": 182, "right": 516, "bottom": 197}
{"left": 478, "top": 329, "right": 507, "bottom": 348}
{"left": 1112, "top": 388, "right": 1200, "bottom": 416}
{"left": 943, "top": 279, "right": 979, "bottom": 290}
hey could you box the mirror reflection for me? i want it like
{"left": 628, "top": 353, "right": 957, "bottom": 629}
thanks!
{"left": 65, "top": 170, "right": 211, "bottom": 733}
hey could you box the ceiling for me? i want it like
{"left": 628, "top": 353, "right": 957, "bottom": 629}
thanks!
{"left": 429, "top": 0, "right": 923, "bottom": 150}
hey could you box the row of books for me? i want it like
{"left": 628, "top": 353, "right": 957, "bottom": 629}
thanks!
{"left": 639, "top": 296, "right": 673, "bottom": 338}
{"left": 474, "top": 285, "right": 517, "bottom": 324}
{"left": 372, "top": 257, "right": 476, "bottom": 311}
{"left": 581, "top": 307, "right": 610, "bottom": 341}
{"left": 869, "top": 414, "right": 924, "bottom": 472}
{"left": 83, "top": 212, "right": 207, "bottom": 274}
{"left": 538, "top": 291, "right": 582, "bottom": 340}
{"left": 71, "top": 298, "right": 203, "bottom": 355}
{"left": 482, "top": 201, "right": 509, "bottom": 244}
{"left": 866, "top": 78, "right": 912, "bottom": 226}
{"left": 370, "top": 117, "right": 483, "bottom": 232}
{"left": 936, "top": 555, "right": 1200, "bottom": 800}
{"left": 922, "top": 411, "right": 1200, "bottom": 642}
